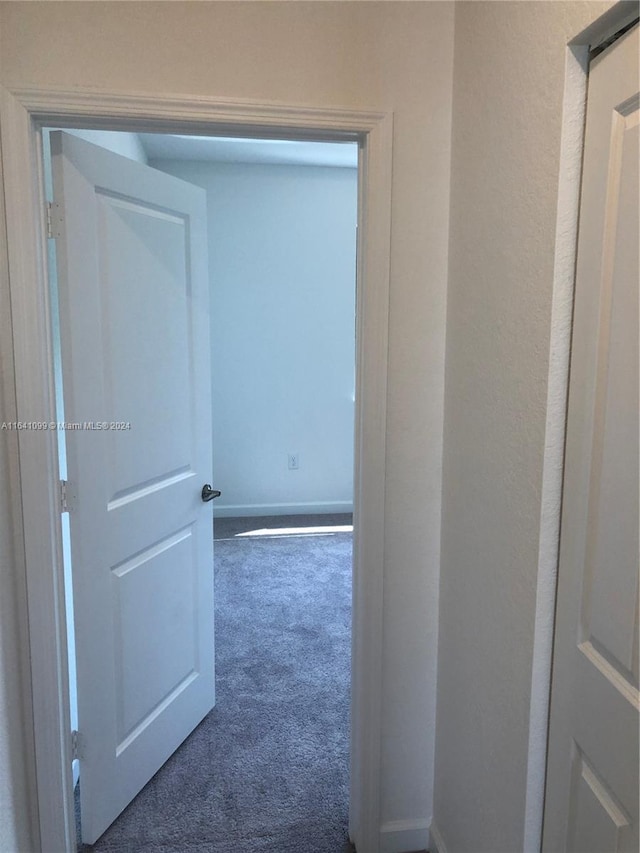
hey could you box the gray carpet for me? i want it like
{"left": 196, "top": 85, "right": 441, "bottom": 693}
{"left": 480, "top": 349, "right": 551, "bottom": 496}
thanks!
{"left": 78, "top": 514, "right": 354, "bottom": 852}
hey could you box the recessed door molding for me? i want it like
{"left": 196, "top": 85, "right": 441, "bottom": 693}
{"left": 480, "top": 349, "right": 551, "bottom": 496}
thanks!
{"left": 0, "top": 85, "right": 393, "bottom": 853}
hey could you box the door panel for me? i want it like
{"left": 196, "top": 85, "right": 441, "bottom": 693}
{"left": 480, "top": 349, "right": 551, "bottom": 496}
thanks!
{"left": 543, "top": 25, "right": 639, "bottom": 853}
{"left": 51, "top": 131, "right": 215, "bottom": 845}
{"left": 99, "top": 195, "right": 193, "bottom": 499}
{"left": 567, "top": 748, "right": 632, "bottom": 853}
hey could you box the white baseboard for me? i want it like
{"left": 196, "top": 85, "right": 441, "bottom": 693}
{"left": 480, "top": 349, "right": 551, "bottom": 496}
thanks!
{"left": 428, "top": 820, "right": 449, "bottom": 853}
{"left": 379, "top": 819, "right": 430, "bottom": 853}
{"left": 213, "top": 500, "right": 353, "bottom": 518}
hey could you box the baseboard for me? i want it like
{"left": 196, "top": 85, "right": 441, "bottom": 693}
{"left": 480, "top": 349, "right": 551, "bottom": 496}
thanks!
{"left": 428, "top": 820, "right": 448, "bottom": 853}
{"left": 213, "top": 500, "right": 353, "bottom": 518}
{"left": 379, "top": 819, "right": 430, "bottom": 853}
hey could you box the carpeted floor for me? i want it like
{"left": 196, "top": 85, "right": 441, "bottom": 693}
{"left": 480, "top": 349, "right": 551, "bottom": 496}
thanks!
{"left": 77, "top": 514, "right": 354, "bottom": 852}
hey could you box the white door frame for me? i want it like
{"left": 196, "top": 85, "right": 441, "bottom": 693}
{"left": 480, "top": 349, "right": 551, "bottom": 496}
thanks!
{"left": 0, "top": 85, "right": 392, "bottom": 853}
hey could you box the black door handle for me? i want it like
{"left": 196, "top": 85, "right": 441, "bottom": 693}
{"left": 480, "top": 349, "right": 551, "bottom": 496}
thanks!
{"left": 201, "top": 484, "right": 221, "bottom": 502}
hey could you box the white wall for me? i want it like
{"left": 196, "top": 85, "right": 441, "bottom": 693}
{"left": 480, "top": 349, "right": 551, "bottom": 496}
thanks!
{"left": 0, "top": 3, "right": 455, "bottom": 850}
{"left": 432, "top": 3, "right": 616, "bottom": 853}
{"left": 151, "top": 159, "right": 357, "bottom": 518}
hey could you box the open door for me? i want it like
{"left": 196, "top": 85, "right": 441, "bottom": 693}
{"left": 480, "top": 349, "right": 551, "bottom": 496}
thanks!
{"left": 543, "top": 25, "right": 639, "bottom": 853}
{"left": 51, "top": 131, "right": 216, "bottom": 844}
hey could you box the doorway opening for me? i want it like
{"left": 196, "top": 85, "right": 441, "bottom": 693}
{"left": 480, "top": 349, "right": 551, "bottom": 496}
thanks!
{"left": 42, "top": 126, "right": 359, "bottom": 850}
{"left": 1, "top": 87, "right": 391, "bottom": 853}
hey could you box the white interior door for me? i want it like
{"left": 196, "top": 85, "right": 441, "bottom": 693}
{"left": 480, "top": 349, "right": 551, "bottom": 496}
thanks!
{"left": 543, "top": 25, "right": 639, "bottom": 853}
{"left": 51, "top": 131, "right": 216, "bottom": 845}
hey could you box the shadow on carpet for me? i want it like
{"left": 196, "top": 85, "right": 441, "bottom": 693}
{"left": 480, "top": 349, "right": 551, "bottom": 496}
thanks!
{"left": 78, "top": 515, "right": 353, "bottom": 852}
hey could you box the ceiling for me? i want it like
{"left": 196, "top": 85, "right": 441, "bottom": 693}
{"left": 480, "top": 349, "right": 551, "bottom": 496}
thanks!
{"left": 139, "top": 134, "right": 359, "bottom": 168}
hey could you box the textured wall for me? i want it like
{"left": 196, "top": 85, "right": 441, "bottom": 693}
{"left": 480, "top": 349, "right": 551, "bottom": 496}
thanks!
{"left": 433, "top": 3, "right": 614, "bottom": 853}
{"left": 0, "top": 2, "right": 455, "bottom": 847}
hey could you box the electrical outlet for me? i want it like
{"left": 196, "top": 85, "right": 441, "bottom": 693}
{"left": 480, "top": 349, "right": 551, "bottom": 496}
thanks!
{"left": 288, "top": 453, "right": 299, "bottom": 470}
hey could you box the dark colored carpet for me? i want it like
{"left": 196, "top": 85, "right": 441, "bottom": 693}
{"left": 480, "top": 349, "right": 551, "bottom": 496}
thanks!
{"left": 78, "top": 514, "right": 354, "bottom": 852}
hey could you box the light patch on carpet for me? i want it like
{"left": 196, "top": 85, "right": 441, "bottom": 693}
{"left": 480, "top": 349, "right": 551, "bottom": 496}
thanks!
{"left": 234, "top": 524, "right": 353, "bottom": 538}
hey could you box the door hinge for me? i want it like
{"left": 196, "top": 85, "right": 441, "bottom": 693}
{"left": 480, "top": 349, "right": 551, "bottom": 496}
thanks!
{"left": 70, "top": 730, "right": 81, "bottom": 762}
{"left": 60, "top": 479, "right": 69, "bottom": 513}
{"left": 46, "top": 201, "right": 64, "bottom": 239}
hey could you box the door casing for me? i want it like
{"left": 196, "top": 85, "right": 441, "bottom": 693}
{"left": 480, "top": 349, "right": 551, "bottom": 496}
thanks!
{"left": 0, "top": 86, "right": 392, "bottom": 853}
